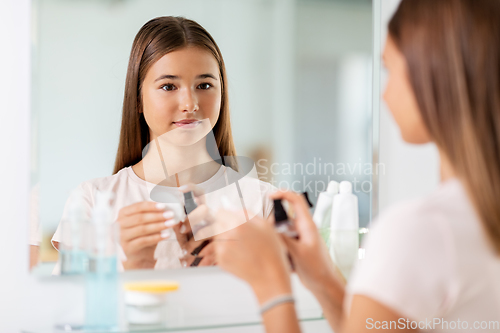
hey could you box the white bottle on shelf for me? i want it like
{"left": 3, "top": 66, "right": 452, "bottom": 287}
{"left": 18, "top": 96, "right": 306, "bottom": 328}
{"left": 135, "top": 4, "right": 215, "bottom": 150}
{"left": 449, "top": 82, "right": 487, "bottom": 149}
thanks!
{"left": 60, "top": 190, "right": 88, "bottom": 275}
{"left": 329, "top": 181, "right": 359, "bottom": 280}
{"left": 312, "top": 181, "right": 339, "bottom": 228}
{"left": 85, "top": 191, "right": 118, "bottom": 331}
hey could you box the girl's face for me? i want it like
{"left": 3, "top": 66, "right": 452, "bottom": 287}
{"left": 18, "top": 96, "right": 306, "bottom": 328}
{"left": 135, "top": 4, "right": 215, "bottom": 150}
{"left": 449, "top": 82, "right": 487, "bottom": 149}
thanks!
{"left": 383, "top": 37, "right": 431, "bottom": 144}
{"left": 141, "top": 46, "right": 222, "bottom": 146}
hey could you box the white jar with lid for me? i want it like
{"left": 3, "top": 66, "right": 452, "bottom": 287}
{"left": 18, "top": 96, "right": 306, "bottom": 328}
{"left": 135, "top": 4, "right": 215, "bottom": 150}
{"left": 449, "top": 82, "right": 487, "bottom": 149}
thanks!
{"left": 124, "top": 281, "right": 179, "bottom": 329}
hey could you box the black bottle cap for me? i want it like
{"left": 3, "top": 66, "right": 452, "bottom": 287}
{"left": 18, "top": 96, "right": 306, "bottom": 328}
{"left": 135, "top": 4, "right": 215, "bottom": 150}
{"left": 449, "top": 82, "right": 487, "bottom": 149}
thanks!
{"left": 273, "top": 199, "right": 288, "bottom": 224}
{"left": 302, "top": 192, "right": 313, "bottom": 208}
{"left": 184, "top": 191, "right": 198, "bottom": 215}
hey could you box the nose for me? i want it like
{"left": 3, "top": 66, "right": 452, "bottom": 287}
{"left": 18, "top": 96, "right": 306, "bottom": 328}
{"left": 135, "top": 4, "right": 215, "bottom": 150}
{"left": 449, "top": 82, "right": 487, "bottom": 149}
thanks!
{"left": 179, "top": 87, "right": 198, "bottom": 113}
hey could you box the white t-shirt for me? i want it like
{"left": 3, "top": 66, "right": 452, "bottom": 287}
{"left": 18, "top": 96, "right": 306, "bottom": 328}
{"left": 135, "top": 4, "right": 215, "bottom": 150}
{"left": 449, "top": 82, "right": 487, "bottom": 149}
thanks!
{"left": 52, "top": 165, "right": 276, "bottom": 272}
{"left": 346, "top": 179, "right": 500, "bottom": 332}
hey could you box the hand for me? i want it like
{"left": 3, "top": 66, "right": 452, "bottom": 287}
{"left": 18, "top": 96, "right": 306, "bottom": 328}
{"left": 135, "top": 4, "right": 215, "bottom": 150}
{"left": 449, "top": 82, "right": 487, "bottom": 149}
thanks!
{"left": 117, "top": 201, "right": 178, "bottom": 270}
{"left": 270, "top": 191, "right": 345, "bottom": 295}
{"left": 213, "top": 211, "right": 292, "bottom": 304}
{"left": 175, "top": 184, "right": 215, "bottom": 267}
{"left": 174, "top": 216, "right": 216, "bottom": 267}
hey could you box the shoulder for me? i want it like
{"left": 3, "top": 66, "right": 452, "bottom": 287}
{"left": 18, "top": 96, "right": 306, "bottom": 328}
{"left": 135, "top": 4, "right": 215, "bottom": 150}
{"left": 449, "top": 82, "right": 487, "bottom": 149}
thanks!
{"left": 372, "top": 179, "right": 469, "bottom": 240}
{"left": 347, "top": 180, "right": 466, "bottom": 319}
{"left": 71, "top": 167, "right": 136, "bottom": 206}
{"left": 223, "top": 165, "right": 277, "bottom": 194}
{"left": 77, "top": 167, "right": 133, "bottom": 193}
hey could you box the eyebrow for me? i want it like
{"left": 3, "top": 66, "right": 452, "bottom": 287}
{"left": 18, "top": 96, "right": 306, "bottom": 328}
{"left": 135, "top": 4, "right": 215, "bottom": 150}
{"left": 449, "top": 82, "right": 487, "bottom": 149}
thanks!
{"left": 154, "top": 73, "right": 217, "bottom": 82}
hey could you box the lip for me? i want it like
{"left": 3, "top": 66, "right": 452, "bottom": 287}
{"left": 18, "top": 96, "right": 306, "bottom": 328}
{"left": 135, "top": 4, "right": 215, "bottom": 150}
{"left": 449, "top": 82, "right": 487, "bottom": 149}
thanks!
{"left": 173, "top": 119, "right": 202, "bottom": 128}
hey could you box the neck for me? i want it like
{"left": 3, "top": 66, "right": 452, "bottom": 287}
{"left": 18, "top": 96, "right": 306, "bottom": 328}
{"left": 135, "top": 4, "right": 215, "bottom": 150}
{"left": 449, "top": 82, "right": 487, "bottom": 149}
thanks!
{"left": 439, "top": 149, "right": 456, "bottom": 182}
{"left": 137, "top": 134, "right": 222, "bottom": 186}
{"left": 155, "top": 137, "right": 214, "bottom": 175}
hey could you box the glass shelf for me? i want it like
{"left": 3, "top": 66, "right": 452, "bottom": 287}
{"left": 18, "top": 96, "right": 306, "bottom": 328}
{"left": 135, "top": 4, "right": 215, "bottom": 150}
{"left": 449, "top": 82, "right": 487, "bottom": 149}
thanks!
{"left": 23, "top": 316, "right": 325, "bottom": 333}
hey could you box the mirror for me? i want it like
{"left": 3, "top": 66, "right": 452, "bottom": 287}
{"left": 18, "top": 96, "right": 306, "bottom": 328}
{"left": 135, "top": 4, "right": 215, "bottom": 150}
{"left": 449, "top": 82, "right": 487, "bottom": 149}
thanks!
{"left": 30, "top": 0, "right": 374, "bottom": 274}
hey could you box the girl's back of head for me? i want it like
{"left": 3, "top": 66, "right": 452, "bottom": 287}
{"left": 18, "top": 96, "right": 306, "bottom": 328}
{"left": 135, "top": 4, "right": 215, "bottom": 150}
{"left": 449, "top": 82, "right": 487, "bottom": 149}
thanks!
{"left": 389, "top": 0, "right": 500, "bottom": 253}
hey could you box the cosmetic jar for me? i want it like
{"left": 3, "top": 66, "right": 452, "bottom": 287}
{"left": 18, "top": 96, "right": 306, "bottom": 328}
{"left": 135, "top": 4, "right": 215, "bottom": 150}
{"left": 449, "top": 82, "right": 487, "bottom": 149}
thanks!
{"left": 124, "top": 281, "right": 179, "bottom": 329}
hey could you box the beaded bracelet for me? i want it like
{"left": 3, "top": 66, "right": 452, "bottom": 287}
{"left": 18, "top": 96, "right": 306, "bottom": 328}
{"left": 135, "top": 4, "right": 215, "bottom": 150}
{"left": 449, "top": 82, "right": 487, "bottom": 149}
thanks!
{"left": 260, "top": 294, "right": 295, "bottom": 315}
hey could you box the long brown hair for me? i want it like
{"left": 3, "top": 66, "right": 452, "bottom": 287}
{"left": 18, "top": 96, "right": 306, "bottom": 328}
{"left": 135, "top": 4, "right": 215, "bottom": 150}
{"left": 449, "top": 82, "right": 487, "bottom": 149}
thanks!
{"left": 389, "top": 0, "right": 500, "bottom": 253}
{"left": 113, "top": 16, "right": 237, "bottom": 174}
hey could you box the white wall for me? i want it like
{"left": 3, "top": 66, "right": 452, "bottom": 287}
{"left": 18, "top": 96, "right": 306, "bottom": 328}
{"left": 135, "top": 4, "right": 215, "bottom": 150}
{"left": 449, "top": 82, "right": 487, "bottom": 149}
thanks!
{"left": 377, "top": 0, "right": 439, "bottom": 212}
{"left": 0, "top": 0, "right": 33, "bottom": 329}
{"left": 294, "top": 1, "right": 373, "bottom": 226}
{"left": 0, "top": 2, "right": 85, "bottom": 331}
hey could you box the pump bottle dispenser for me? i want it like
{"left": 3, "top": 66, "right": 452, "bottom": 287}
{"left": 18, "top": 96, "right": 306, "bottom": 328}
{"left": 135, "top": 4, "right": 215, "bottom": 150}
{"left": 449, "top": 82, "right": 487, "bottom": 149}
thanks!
{"left": 85, "top": 191, "right": 119, "bottom": 331}
{"left": 60, "top": 190, "right": 88, "bottom": 275}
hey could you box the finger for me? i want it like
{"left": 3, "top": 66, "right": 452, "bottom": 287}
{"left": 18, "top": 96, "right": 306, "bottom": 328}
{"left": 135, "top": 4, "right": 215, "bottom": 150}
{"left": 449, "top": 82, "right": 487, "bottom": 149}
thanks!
{"left": 121, "top": 218, "right": 176, "bottom": 242}
{"left": 177, "top": 220, "right": 192, "bottom": 234}
{"left": 198, "top": 242, "right": 214, "bottom": 257}
{"left": 190, "top": 240, "right": 210, "bottom": 256}
{"left": 187, "top": 205, "right": 210, "bottom": 230}
{"left": 172, "top": 225, "right": 193, "bottom": 249}
{"left": 280, "top": 232, "right": 300, "bottom": 257}
{"left": 119, "top": 210, "right": 177, "bottom": 229}
{"left": 190, "top": 257, "right": 204, "bottom": 267}
{"left": 125, "top": 233, "right": 164, "bottom": 253}
{"left": 269, "top": 191, "right": 311, "bottom": 220}
{"left": 197, "top": 253, "right": 216, "bottom": 267}
{"left": 269, "top": 191, "right": 316, "bottom": 232}
{"left": 119, "top": 201, "right": 169, "bottom": 217}
{"left": 183, "top": 238, "right": 211, "bottom": 254}
{"left": 180, "top": 258, "right": 190, "bottom": 268}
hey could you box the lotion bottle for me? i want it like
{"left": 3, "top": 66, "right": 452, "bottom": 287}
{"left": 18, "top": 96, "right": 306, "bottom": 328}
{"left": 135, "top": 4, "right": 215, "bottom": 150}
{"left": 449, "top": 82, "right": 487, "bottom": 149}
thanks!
{"left": 329, "top": 181, "right": 359, "bottom": 280}
{"left": 312, "top": 181, "right": 339, "bottom": 227}
{"left": 312, "top": 181, "right": 339, "bottom": 245}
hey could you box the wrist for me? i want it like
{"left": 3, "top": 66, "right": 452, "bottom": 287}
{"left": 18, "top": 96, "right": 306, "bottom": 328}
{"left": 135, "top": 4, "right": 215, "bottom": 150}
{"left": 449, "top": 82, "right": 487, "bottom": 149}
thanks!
{"left": 309, "top": 264, "right": 344, "bottom": 292}
{"left": 310, "top": 272, "right": 344, "bottom": 307}
{"left": 252, "top": 267, "right": 292, "bottom": 305}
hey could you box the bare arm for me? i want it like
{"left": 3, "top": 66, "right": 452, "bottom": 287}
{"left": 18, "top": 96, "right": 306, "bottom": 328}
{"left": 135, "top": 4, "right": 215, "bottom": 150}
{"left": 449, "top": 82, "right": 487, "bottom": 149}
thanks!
{"left": 270, "top": 191, "right": 418, "bottom": 332}
{"left": 214, "top": 191, "right": 417, "bottom": 333}
{"left": 341, "top": 295, "right": 418, "bottom": 332}
{"left": 213, "top": 213, "right": 301, "bottom": 333}
{"left": 308, "top": 273, "right": 345, "bottom": 332}
{"left": 253, "top": 276, "right": 301, "bottom": 333}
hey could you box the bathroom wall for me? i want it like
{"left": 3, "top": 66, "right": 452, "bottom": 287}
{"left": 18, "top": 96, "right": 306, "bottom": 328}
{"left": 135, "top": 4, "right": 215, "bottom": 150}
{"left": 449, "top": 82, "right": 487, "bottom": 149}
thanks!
{"left": 295, "top": 0, "right": 373, "bottom": 226}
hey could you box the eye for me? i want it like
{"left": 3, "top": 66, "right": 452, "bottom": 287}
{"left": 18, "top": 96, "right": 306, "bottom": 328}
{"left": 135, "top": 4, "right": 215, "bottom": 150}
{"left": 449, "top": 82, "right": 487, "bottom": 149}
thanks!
{"left": 161, "top": 83, "right": 176, "bottom": 91}
{"left": 197, "top": 83, "right": 212, "bottom": 90}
